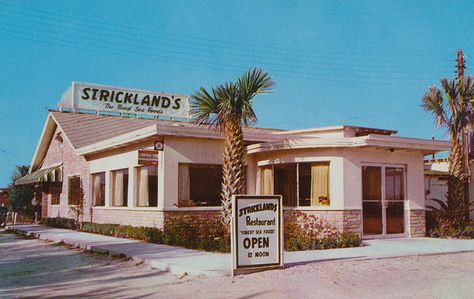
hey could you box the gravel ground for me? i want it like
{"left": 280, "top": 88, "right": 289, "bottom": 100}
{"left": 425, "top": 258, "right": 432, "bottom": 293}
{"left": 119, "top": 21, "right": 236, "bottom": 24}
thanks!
{"left": 1, "top": 231, "right": 474, "bottom": 299}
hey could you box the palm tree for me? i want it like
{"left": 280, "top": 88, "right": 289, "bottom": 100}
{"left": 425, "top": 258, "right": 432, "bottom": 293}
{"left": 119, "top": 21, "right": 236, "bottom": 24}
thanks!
{"left": 8, "top": 165, "right": 36, "bottom": 216}
{"left": 192, "top": 68, "right": 274, "bottom": 232}
{"left": 422, "top": 77, "right": 474, "bottom": 229}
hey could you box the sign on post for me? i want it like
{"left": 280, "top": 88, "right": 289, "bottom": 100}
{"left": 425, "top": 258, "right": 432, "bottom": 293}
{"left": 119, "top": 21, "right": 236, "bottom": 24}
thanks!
{"left": 231, "top": 195, "right": 283, "bottom": 276}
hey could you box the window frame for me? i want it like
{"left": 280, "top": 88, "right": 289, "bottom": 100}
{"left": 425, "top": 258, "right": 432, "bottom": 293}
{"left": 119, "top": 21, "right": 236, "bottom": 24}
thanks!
{"left": 110, "top": 168, "right": 129, "bottom": 207}
{"left": 91, "top": 172, "right": 106, "bottom": 207}
{"left": 260, "top": 161, "right": 331, "bottom": 208}
{"left": 67, "top": 175, "right": 82, "bottom": 206}
{"left": 135, "top": 165, "right": 159, "bottom": 208}
{"left": 49, "top": 182, "right": 62, "bottom": 206}
{"left": 178, "top": 163, "right": 224, "bottom": 207}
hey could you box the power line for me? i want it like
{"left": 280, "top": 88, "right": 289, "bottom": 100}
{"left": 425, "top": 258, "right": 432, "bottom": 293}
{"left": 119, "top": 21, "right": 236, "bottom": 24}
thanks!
{"left": 0, "top": 9, "right": 454, "bottom": 73}
{"left": 0, "top": 20, "right": 452, "bottom": 82}
{"left": 2, "top": 27, "right": 436, "bottom": 87}
{"left": 0, "top": 2, "right": 457, "bottom": 65}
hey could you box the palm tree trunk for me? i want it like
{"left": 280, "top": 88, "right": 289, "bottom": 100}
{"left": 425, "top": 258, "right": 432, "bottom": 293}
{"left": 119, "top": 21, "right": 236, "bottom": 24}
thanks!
{"left": 447, "top": 136, "right": 467, "bottom": 228}
{"left": 221, "top": 120, "right": 246, "bottom": 234}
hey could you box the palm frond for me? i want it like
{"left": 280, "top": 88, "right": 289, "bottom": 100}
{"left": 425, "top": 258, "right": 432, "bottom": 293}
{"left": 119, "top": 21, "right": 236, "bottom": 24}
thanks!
{"left": 428, "top": 198, "right": 449, "bottom": 211}
{"left": 190, "top": 86, "right": 223, "bottom": 130}
{"left": 422, "top": 85, "right": 447, "bottom": 127}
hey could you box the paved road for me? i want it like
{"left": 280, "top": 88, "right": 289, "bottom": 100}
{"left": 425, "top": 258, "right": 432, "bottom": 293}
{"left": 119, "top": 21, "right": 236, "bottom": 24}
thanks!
{"left": 1, "top": 231, "right": 474, "bottom": 298}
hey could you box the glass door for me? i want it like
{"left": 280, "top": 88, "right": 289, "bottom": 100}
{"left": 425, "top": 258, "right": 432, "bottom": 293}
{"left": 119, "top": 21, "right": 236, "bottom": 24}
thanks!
{"left": 362, "top": 165, "right": 406, "bottom": 237}
{"left": 384, "top": 167, "right": 405, "bottom": 235}
{"left": 362, "top": 166, "right": 383, "bottom": 235}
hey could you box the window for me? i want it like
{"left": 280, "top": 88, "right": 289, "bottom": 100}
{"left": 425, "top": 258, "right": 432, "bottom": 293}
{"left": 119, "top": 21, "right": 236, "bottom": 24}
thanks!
{"left": 92, "top": 172, "right": 105, "bottom": 206}
{"left": 50, "top": 183, "right": 62, "bottom": 205}
{"left": 274, "top": 164, "right": 297, "bottom": 207}
{"left": 68, "top": 176, "right": 82, "bottom": 205}
{"left": 178, "top": 164, "right": 222, "bottom": 207}
{"left": 111, "top": 169, "right": 128, "bottom": 207}
{"left": 302, "top": 162, "right": 330, "bottom": 206}
{"left": 259, "top": 162, "right": 330, "bottom": 207}
{"left": 136, "top": 166, "right": 158, "bottom": 207}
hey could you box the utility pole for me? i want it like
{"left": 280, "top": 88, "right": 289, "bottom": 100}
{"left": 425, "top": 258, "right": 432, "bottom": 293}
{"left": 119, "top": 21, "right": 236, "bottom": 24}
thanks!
{"left": 456, "top": 49, "right": 470, "bottom": 180}
{"left": 456, "top": 49, "right": 471, "bottom": 221}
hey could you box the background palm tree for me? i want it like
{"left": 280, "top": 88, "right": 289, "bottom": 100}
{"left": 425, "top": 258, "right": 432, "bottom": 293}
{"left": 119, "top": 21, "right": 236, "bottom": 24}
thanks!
{"left": 192, "top": 68, "right": 274, "bottom": 232}
{"left": 422, "top": 77, "right": 474, "bottom": 229}
{"left": 8, "top": 165, "right": 37, "bottom": 216}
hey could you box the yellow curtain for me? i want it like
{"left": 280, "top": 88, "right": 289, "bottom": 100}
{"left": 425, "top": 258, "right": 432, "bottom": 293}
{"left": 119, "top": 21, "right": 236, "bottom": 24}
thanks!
{"left": 138, "top": 167, "right": 149, "bottom": 207}
{"left": 114, "top": 171, "right": 124, "bottom": 206}
{"left": 178, "top": 164, "right": 190, "bottom": 206}
{"left": 93, "top": 175, "right": 101, "bottom": 206}
{"left": 311, "top": 163, "right": 329, "bottom": 206}
{"left": 260, "top": 166, "right": 274, "bottom": 195}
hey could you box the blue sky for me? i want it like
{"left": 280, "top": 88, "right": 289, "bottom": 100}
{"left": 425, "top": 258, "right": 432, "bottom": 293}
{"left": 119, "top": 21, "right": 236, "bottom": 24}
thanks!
{"left": 0, "top": 0, "right": 473, "bottom": 186}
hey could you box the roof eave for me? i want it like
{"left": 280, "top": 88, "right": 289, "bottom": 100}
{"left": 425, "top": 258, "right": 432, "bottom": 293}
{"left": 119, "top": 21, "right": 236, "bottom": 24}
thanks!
{"left": 247, "top": 134, "right": 450, "bottom": 155}
{"left": 29, "top": 113, "right": 57, "bottom": 173}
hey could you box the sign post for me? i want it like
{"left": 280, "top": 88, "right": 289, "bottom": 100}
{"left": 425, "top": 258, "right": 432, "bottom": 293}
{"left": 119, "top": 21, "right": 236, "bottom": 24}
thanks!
{"left": 231, "top": 195, "right": 284, "bottom": 276}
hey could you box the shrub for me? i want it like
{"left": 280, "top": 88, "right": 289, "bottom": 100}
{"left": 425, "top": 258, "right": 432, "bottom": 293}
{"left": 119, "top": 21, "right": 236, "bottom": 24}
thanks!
{"left": 81, "top": 222, "right": 164, "bottom": 243}
{"left": 164, "top": 215, "right": 229, "bottom": 252}
{"left": 81, "top": 223, "right": 119, "bottom": 236}
{"left": 42, "top": 217, "right": 76, "bottom": 229}
{"left": 284, "top": 210, "right": 361, "bottom": 251}
{"left": 429, "top": 222, "right": 474, "bottom": 239}
{"left": 43, "top": 212, "right": 361, "bottom": 253}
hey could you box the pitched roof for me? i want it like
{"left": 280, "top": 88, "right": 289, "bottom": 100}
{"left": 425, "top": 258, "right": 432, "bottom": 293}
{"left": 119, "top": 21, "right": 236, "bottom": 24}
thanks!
{"left": 51, "top": 111, "right": 284, "bottom": 149}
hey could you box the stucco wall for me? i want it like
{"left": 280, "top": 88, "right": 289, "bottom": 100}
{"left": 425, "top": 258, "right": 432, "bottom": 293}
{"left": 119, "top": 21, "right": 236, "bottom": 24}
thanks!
{"left": 253, "top": 148, "right": 345, "bottom": 210}
{"left": 162, "top": 136, "right": 254, "bottom": 209}
{"left": 251, "top": 146, "right": 426, "bottom": 237}
{"left": 342, "top": 148, "right": 425, "bottom": 210}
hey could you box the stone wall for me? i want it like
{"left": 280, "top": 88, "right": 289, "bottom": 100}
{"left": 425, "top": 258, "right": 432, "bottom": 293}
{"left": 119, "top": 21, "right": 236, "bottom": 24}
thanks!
{"left": 284, "top": 209, "right": 363, "bottom": 236}
{"left": 409, "top": 209, "right": 426, "bottom": 237}
{"left": 163, "top": 210, "right": 221, "bottom": 228}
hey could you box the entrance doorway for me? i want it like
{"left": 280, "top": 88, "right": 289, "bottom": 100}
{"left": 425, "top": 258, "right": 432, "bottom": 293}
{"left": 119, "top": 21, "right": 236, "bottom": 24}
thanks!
{"left": 362, "top": 165, "right": 406, "bottom": 237}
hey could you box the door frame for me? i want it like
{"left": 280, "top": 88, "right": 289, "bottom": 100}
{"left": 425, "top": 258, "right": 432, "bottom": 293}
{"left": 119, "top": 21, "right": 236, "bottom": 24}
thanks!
{"left": 362, "top": 163, "right": 408, "bottom": 239}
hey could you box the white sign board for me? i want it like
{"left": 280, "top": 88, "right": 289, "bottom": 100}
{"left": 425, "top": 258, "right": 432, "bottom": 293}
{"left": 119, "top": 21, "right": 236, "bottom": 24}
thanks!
{"left": 232, "top": 195, "right": 283, "bottom": 275}
{"left": 60, "top": 82, "right": 190, "bottom": 119}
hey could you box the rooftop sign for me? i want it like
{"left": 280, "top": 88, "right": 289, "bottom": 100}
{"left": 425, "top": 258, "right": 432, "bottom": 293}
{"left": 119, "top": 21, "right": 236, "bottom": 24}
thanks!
{"left": 60, "top": 82, "right": 190, "bottom": 119}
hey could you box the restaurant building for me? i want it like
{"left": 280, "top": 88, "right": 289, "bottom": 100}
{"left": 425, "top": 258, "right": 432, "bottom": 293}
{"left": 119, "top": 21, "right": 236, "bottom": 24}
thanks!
{"left": 16, "top": 82, "right": 449, "bottom": 238}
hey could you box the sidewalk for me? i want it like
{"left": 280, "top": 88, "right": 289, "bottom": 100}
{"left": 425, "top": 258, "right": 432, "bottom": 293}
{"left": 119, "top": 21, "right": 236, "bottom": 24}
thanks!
{"left": 7, "top": 224, "right": 474, "bottom": 277}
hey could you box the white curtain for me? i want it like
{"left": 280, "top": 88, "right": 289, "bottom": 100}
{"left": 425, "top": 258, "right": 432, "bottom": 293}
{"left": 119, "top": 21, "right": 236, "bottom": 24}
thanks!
{"left": 114, "top": 172, "right": 124, "bottom": 206}
{"left": 260, "top": 166, "right": 274, "bottom": 195}
{"left": 178, "top": 164, "right": 190, "bottom": 206}
{"left": 138, "top": 167, "right": 149, "bottom": 207}
{"left": 311, "top": 164, "right": 329, "bottom": 206}
{"left": 93, "top": 175, "right": 101, "bottom": 206}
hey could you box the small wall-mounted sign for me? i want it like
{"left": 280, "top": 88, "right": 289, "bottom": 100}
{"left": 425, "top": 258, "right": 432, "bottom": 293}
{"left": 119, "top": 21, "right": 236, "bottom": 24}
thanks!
{"left": 138, "top": 149, "right": 158, "bottom": 166}
{"left": 154, "top": 141, "right": 165, "bottom": 151}
{"left": 154, "top": 141, "right": 164, "bottom": 151}
{"left": 231, "top": 195, "right": 284, "bottom": 276}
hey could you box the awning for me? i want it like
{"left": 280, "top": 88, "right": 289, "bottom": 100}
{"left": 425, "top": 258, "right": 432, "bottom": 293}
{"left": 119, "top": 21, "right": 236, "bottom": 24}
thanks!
{"left": 424, "top": 170, "right": 449, "bottom": 176}
{"left": 15, "top": 164, "right": 63, "bottom": 185}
